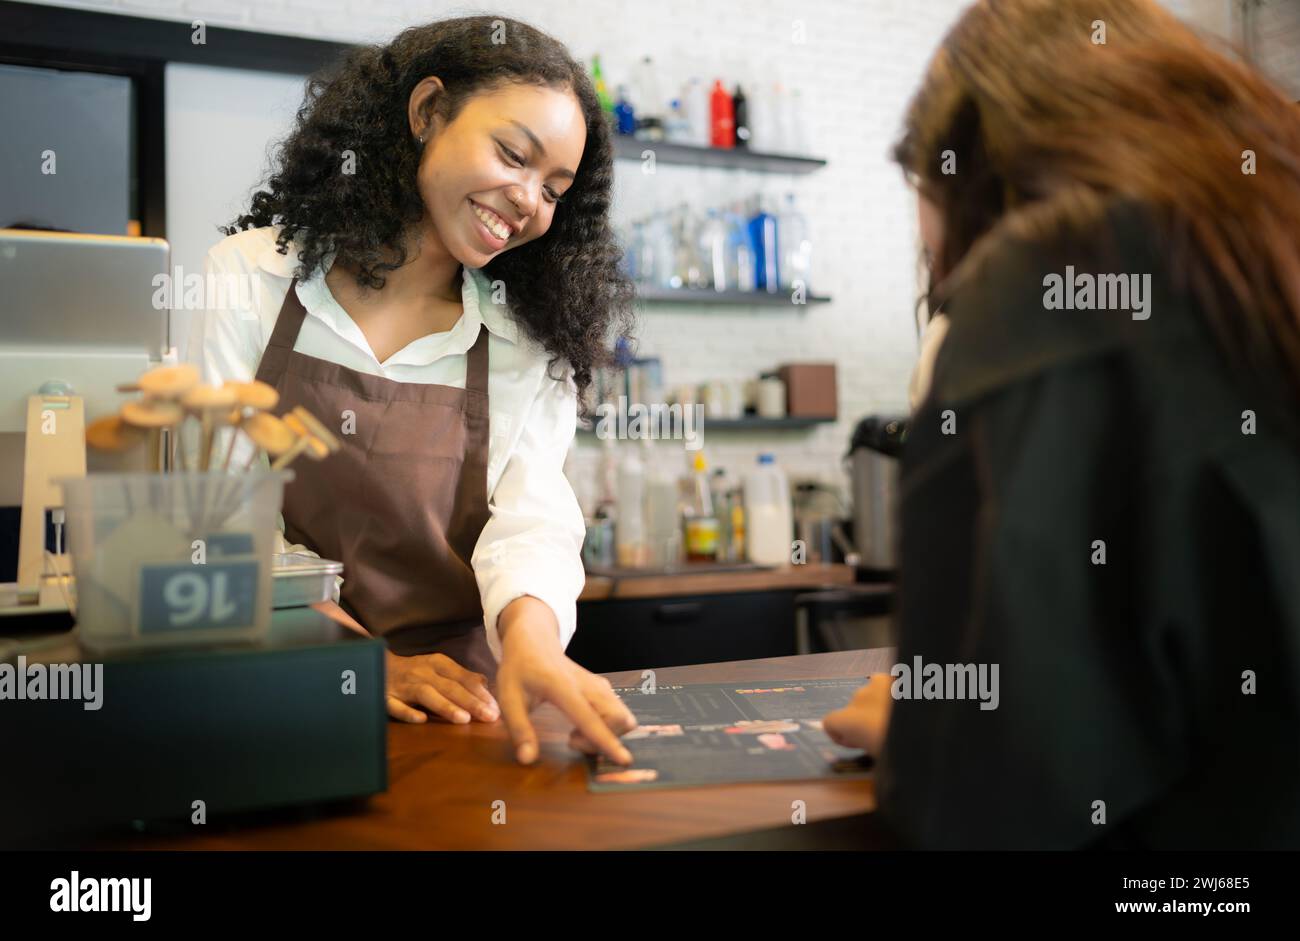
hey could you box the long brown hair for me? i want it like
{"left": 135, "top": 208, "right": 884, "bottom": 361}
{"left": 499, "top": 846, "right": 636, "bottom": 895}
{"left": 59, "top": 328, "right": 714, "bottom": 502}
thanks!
{"left": 895, "top": 0, "right": 1300, "bottom": 408}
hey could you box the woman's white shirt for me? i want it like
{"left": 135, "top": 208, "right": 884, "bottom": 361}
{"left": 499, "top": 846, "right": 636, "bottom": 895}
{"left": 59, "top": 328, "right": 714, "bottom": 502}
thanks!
{"left": 184, "top": 226, "right": 586, "bottom": 662}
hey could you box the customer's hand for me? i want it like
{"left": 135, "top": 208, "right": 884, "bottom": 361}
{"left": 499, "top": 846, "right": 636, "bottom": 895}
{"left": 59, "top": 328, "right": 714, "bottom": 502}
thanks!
{"left": 494, "top": 596, "right": 638, "bottom": 766}
{"left": 822, "top": 673, "right": 894, "bottom": 755}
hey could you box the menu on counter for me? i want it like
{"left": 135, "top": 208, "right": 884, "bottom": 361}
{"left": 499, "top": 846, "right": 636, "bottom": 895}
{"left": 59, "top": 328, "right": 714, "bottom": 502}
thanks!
{"left": 588, "top": 677, "right": 874, "bottom": 792}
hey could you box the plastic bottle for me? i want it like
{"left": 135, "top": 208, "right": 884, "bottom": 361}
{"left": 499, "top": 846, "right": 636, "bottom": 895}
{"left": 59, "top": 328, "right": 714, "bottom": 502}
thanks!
{"left": 647, "top": 211, "right": 677, "bottom": 289}
{"left": 698, "top": 208, "right": 729, "bottom": 291}
{"left": 747, "top": 194, "right": 780, "bottom": 293}
{"left": 624, "top": 220, "right": 644, "bottom": 284}
{"left": 710, "top": 468, "right": 734, "bottom": 561}
{"left": 744, "top": 453, "right": 793, "bottom": 567}
{"left": 596, "top": 433, "right": 618, "bottom": 518}
{"left": 777, "top": 192, "right": 813, "bottom": 292}
{"left": 644, "top": 441, "right": 681, "bottom": 568}
{"left": 710, "top": 79, "right": 735, "bottom": 149}
{"left": 730, "top": 490, "right": 747, "bottom": 561}
{"left": 767, "top": 81, "right": 789, "bottom": 153}
{"left": 632, "top": 56, "right": 664, "bottom": 129}
{"left": 614, "top": 85, "right": 636, "bottom": 136}
{"left": 670, "top": 203, "right": 704, "bottom": 289}
{"left": 616, "top": 444, "right": 648, "bottom": 567}
{"left": 683, "top": 452, "right": 718, "bottom": 562}
{"left": 665, "top": 98, "right": 692, "bottom": 143}
{"left": 725, "top": 203, "right": 755, "bottom": 293}
{"left": 683, "top": 77, "right": 710, "bottom": 146}
{"left": 591, "top": 55, "right": 614, "bottom": 116}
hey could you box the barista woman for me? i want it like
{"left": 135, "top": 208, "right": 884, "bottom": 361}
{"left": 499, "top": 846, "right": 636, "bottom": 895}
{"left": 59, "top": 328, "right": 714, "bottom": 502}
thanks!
{"left": 190, "top": 16, "right": 637, "bottom": 765}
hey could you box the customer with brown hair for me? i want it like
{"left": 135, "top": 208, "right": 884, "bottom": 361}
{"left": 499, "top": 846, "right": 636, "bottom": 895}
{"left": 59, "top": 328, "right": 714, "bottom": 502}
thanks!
{"left": 823, "top": 0, "right": 1300, "bottom": 848}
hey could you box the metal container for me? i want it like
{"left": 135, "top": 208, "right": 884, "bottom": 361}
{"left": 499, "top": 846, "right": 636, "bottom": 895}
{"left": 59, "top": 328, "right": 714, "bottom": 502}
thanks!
{"left": 582, "top": 517, "right": 615, "bottom": 569}
{"left": 847, "top": 415, "right": 907, "bottom": 569}
{"left": 272, "top": 552, "right": 343, "bottom": 608}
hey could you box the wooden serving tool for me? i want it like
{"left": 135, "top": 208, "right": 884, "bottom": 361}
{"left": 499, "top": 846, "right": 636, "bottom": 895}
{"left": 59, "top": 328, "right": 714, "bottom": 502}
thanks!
{"left": 137, "top": 364, "right": 199, "bottom": 400}
{"left": 137, "top": 364, "right": 199, "bottom": 470}
{"left": 120, "top": 399, "right": 184, "bottom": 472}
{"left": 240, "top": 412, "right": 297, "bottom": 471}
{"left": 220, "top": 380, "right": 280, "bottom": 471}
{"left": 181, "top": 384, "right": 238, "bottom": 471}
{"left": 270, "top": 413, "right": 329, "bottom": 471}
{"left": 290, "top": 405, "right": 342, "bottom": 454}
{"left": 85, "top": 414, "right": 147, "bottom": 452}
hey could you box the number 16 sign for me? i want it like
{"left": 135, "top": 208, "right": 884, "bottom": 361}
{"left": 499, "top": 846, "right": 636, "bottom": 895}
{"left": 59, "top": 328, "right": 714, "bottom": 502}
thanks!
{"left": 136, "top": 558, "right": 260, "bottom": 636}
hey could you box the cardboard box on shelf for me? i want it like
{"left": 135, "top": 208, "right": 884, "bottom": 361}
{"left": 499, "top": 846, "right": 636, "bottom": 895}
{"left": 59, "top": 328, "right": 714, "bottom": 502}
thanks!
{"left": 778, "top": 363, "right": 837, "bottom": 419}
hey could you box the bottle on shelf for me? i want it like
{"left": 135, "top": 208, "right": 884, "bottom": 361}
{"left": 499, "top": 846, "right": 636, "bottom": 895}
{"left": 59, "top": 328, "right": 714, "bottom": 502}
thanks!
{"left": 614, "top": 85, "right": 636, "bottom": 136}
{"left": 632, "top": 56, "right": 664, "bottom": 141}
{"left": 591, "top": 55, "right": 614, "bottom": 116}
{"left": 596, "top": 432, "right": 618, "bottom": 519}
{"left": 710, "top": 79, "right": 735, "bottom": 149}
{"left": 665, "top": 98, "right": 692, "bottom": 143}
{"left": 710, "top": 467, "right": 735, "bottom": 562}
{"left": 777, "top": 192, "right": 813, "bottom": 292}
{"left": 647, "top": 211, "right": 677, "bottom": 289}
{"left": 725, "top": 202, "right": 756, "bottom": 293}
{"left": 747, "top": 194, "right": 781, "bottom": 293}
{"left": 698, "top": 208, "right": 729, "bottom": 291}
{"left": 733, "top": 84, "right": 750, "bottom": 149}
{"left": 744, "top": 453, "right": 793, "bottom": 567}
{"left": 683, "top": 77, "right": 711, "bottom": 146}
{"left": 670, "top": 203, "right": 705, "bottom": 289}
{"left": 644, "top": 441, "right": 681, "bottom": 569}
{"left": 730, "top": 487, "right": 747, "bottom": 561}
{"left": 615, "top": 441, "right": 648, "bottom": 568}
{"left": 682, "top": 452, "right": 719, "bottom": 562}
{"left": 767, "top": 81, "right": 790, "bottom": 153}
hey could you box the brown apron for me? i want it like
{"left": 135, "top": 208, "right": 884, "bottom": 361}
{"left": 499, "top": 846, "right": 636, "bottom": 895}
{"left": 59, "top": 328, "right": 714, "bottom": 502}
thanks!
{"left": 254, "top": 278, "right": 496, "bottom": 674}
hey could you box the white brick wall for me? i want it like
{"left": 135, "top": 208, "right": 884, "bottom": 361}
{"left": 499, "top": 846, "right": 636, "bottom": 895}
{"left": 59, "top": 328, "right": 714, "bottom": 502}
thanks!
{"left": 24, "top": 0, "right": 966, "bottom": 507}
{"left": 22, "top": 0, "right": 1277, "bottom": 511}
{"left": 1243, "top": 0, "right": 1300, "bottom": 97}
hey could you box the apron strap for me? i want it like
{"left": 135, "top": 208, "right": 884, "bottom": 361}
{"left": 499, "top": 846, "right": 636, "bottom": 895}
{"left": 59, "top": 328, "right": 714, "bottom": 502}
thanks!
{"left": 266, "top": 278, "right": 310, "bottom": 352}
{"left": 465, "top": 327, "right": 489, "bottom": 397}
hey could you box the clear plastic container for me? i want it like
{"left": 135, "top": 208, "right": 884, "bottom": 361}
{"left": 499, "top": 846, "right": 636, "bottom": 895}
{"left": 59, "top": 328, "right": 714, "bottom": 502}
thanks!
{"left": 744, "top": 453, "right": 793, "bottom": 567}
{"left": 59, "top": 470, "right": 290, "bottom": 652}
{"left": 615, "top": 447, "right": 647, "bottom": 568}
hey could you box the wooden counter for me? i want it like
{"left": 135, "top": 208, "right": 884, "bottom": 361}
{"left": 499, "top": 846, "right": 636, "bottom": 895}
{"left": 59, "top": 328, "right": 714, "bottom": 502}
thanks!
{"left": 579, "top": 562, "right": 856, "bottom": 602}
{"left": 123, "top": 648, "right": 888, "bottom": 850}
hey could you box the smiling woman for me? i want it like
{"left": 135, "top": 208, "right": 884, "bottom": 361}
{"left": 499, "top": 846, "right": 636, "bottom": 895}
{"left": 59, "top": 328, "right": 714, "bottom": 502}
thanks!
{"left": 226, "top": 15, "right": 634, "bottom": 401}
{"left": 190, "top": 15, "right": 640, "bottom": 767}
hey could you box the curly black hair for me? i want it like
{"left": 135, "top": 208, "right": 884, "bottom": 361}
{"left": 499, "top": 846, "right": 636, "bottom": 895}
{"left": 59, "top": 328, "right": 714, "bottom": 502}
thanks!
{"left": 225, "top": 15, "right": 635, "bottom": 403}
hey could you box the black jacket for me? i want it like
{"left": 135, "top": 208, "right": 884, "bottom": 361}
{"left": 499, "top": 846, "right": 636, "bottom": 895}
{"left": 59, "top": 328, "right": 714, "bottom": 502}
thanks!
{"left": 877, "top": 200, "right": 1300, "bottom": 849}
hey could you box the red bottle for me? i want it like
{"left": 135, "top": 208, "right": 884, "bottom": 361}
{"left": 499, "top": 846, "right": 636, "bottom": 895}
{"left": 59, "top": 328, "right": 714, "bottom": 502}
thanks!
{"left": 710, "top": 79, "right": 734, "bottom": 149}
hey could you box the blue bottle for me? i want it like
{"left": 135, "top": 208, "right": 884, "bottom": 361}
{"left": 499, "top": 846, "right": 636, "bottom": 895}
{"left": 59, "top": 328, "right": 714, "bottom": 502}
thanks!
{"left": 614, "top": 85, "right": 636, "bottom": 136}
{"left": 747, "top": 196, "right": 780, "bottom": 293}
